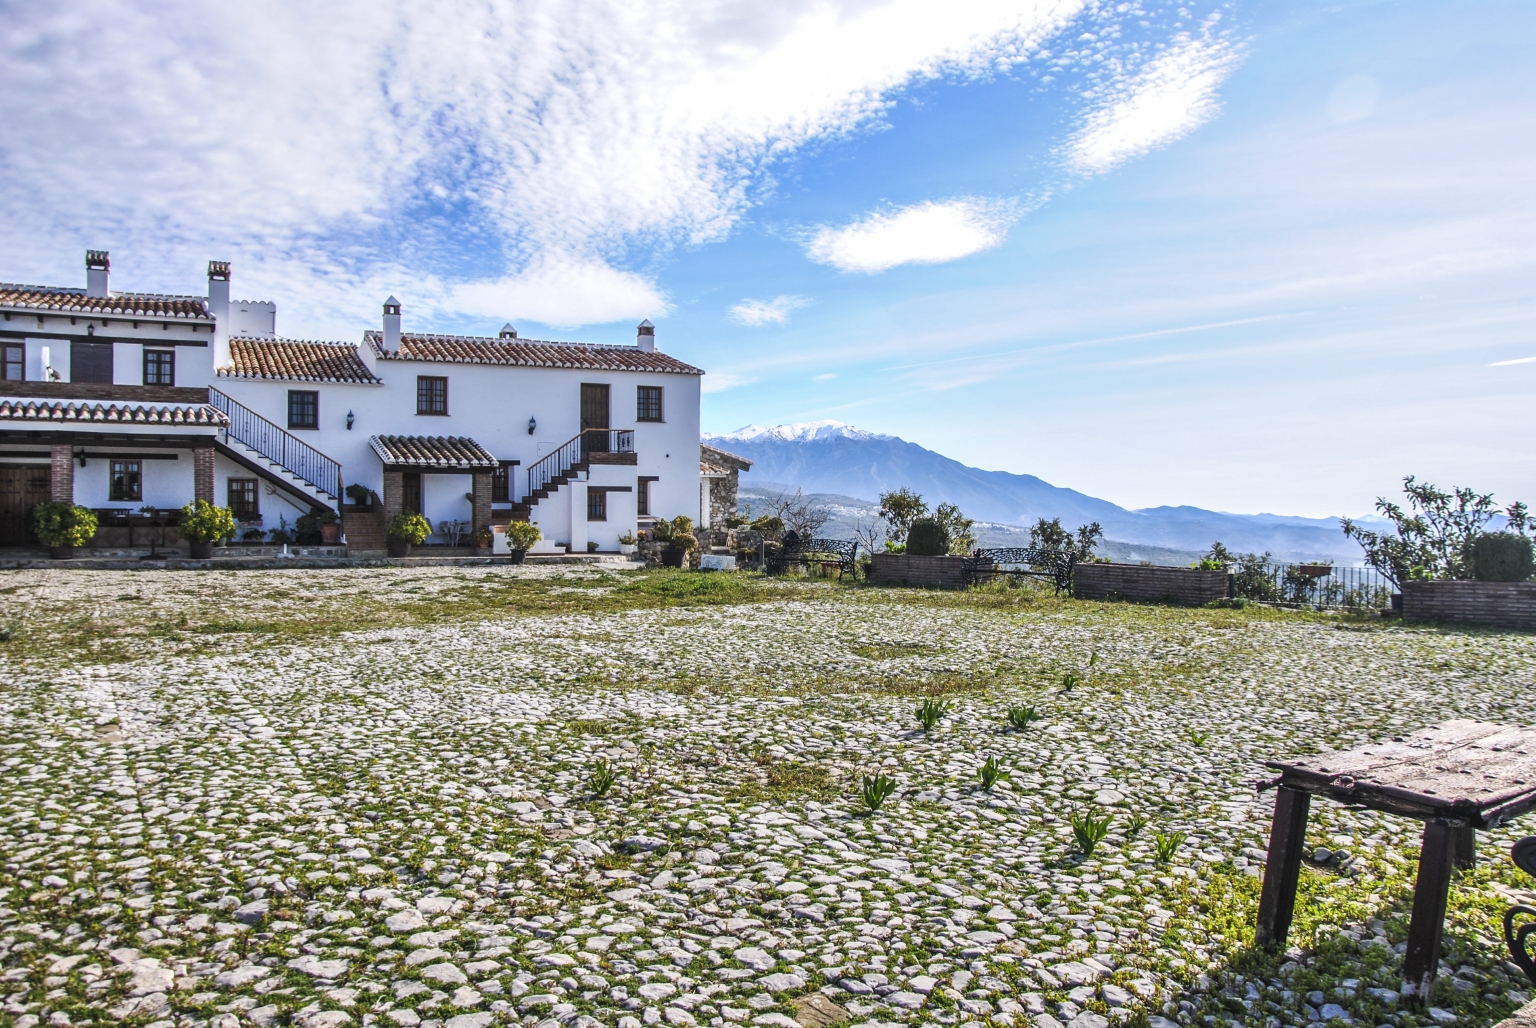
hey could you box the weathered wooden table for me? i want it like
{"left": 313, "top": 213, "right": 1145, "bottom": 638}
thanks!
{"left": 1257, "top": 720, "right": 1536, "bottom": 999}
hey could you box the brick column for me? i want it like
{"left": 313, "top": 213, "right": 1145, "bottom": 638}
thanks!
{"left": 470, "top": 472, "right": 492, "bottom": 543}
{"left": 193, "top": 446, "right": 216, "bottom": 503}
{"left": 382, "top": 470, "right": 404, "bottom": 524}
{"left": 50, "top": 445, "right": 75, "bottom": 502}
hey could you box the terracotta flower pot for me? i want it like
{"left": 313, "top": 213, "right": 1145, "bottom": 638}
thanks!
{"left": 320, "top": 523, "right": 341, "bottom": 544}
{"left": 387, "top": 538, "right": 412, "bottom": 558}
{"left": 188, "top": 541, "right": 214, "bottom": 559}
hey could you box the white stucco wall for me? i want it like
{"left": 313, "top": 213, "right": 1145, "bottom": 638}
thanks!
{"left": 216, "top": 356, "right": 702, "bottom": 541}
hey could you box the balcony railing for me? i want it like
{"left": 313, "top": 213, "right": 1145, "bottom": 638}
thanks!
{"left": 525, "top": 428, "right": 634, "bottom": 501}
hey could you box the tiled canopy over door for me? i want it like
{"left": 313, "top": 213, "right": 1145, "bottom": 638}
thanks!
{"left": 70, "top": 341, "right": 114, "bottom": 383}
{"left": 0, "top": 465, "right": 50, "bottom": 545}
{"left": 581, "top": 383, "right": 610, "bottom": 455}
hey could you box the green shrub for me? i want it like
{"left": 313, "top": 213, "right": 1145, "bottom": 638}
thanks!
{"left": 504, "top": 520, "right": 541, "bottom": 550}
{"left": 293, "top": 505, "right": 337, "bottom": 544}
{"left": 859, "top": 772, "right": 896, "bottom": 812}
{"left": 977, "top": 755, "right": 1008, "bottom": 791}
{"left": 1468, "top": 532, "right": 1534, "bottom": 582}
{"left": 178, "top": 500, "right": 237, "bottom": 544}
{"left": 1154, "top": 830, "right": 1186, "bottom": 863}
{"left": 387, "top": 512, "right": 431, "bottom": 544}
{"left": 1006, "top": 704, "right": 1040, "bottom": 731}
{"left": 31, "top": 502, "right": 99, "bottom": 548}
{"left": 1070, "top": 808, "right": 1113, "bottom": 855}
{"left": 916, "top": 697, "right": 950, "bottom": 733}
{"left": 749, "top": 515, "right": 784, "bottom": 534}
{"left": 906, "top": 517, "right": 949, "bottom": 556}
{"left": 344, "top": 483, "right": 377, "bottom": 506}
{"left": 588, "top": 759, "right": 618, "bottom": 798}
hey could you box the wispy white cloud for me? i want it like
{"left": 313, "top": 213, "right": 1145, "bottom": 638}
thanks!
{"left": 452, "top": 258, "right": 667, "bottom": 328}
{"left": 729, "top": 295, "right": 810, "bottom": 326}
{"left": 807, "top": 199, "right": 1018, "bottom": 273}
{"left": 1490, "top": 356, "right": 1536, "bottom": 366}
{"left": 701, "top": 371, "right": 757, "bottom": 394}
{"left": 0, "top": 0, "right": 1087, "bottom": 329}
{"left": 1066, "top": 28, "right": 1241, "bottom": 175}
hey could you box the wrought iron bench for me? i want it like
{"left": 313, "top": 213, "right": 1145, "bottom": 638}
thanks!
{"left": 963, "top": 546, "right": 1075, "bottom": 593}
{"left": 1507, "top": 837, "right": 1536, "bottom": 985}
{"left": 766, "top": 534, "right": 860, "bottom": 579}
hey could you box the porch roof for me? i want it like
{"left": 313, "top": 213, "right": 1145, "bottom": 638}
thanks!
{"left": 369, "top": 434, "right": 498, "bottom": 470}
{"left": 0, "top": 399, "right": 227, "bottom": 427}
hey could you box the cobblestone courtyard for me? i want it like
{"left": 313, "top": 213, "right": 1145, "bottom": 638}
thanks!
{"left": 2, "top": 567, "right": 1535, "bottom": 1028}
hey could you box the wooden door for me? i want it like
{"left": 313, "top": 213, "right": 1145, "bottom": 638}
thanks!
{"left": 402, "top": 473, "right": 422, "bottom": 515}
{"left": 0, "top": 466, "right": 51, "bottom": 546}
{"left": 581, "top": 383, "right": 610, "bottom": 454}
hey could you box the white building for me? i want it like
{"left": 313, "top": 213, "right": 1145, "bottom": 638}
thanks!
{"left": 0, "top": 252, "right": 706, "bottom": 553}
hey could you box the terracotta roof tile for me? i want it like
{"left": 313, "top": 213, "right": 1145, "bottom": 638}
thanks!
{"left": 364, "top": 331, "right": 702, "bottom": 375}
{"left": 369, "top": 434, "right": 498, "bottom": 469}
{"left": 0, "top": 284, "right": 212, "bottom": 320}
{"left": 219, "top": 338, "right": 380, "bottom": 384}
{"left": 0, "top": 399, "right": 227, "bottom": 426}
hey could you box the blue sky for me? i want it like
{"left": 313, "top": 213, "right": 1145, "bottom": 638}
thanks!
{"left": 3, "top": 0, "right": 1532, "bottom": 517}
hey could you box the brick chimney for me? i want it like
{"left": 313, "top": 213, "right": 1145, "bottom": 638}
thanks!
{"left": 85, "top": 251, "right": 110, "bottom": 297}
{"left": 382, "top": 297, "right": 402, "bottom": 353}
{"left": 208, "top": 261, "right": 232, "bottom": 370}
{"left": 637, "top": 319, "right": 655, "bottom": 353}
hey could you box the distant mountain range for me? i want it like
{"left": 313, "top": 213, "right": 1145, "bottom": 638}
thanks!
{"left": 705, "top": 421, "right": 1384, "bottom": 563}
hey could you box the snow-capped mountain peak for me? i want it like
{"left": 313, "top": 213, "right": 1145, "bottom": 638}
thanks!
{"left": 706, "top": 420, "right": 892, "bottom": 443}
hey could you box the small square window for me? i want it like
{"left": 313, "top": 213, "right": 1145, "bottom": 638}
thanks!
{"left": 417, "top": 376, "right": 448, "bottom": 416}
{"left": 228, "top": 478, "right": 259, "bottom": 521}
{"left": 288, "top": 390, "right": 319, "bottom": 430}
{"left": 110, "top": 460, "right": 142, "bottom": 502}
{"left": 587, "top": 490, "right": 607, "bottom": 521}
{"left": 1, "top": 343, "right": 22, "bottom": 381}
{"left": 144, "top": 349, "right": 175, "bottom": 386}
{"left": 637, "top": 386, "right": 663, "bottom": 422}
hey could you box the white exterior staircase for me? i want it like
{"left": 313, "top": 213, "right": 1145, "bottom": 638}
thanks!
{"left": 208, "top": 388, "right": 342, "bottom": 511}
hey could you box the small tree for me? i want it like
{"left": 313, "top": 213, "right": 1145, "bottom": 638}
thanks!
{"left": 387, "top": 512, "right": 432, "bottom": 544}
{"left": 504, "top": 521, "right": 541, "bottom": 551}
{"left": 178, "top": 500, "right": 237, "bottom": 544}
{"left": 1028, "top": 517, "right": 1103, "bottom": 563}
{"left": 31, "top": 502, "right": 98, "bottom": 548}
{"left": 878, "top": 488, "right": 928, "bottom": 545}
{"left": 1342, "top": 476, "right": 1529, "bottom": 586}
{"left": 933, "top": 502, "right": 976, "bottom": 555}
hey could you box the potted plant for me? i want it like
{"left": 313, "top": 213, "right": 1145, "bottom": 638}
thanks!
{"left": 656, "top": 515, "right": 697, "bottom": 568}
{"left": 268, "top": 515, "right": 294, "bottom": 545}
{"left": 177, "top": 499, "right": 236, "bottom": 559}
{"left": 618, "top": 532, "right": 638, "bottom": 556}
{"left": 32, "top": 501, "right": 98, "bottom": 559}
{"left": 387, "top": 512, "right": 431, "bottom": 557}
{"left": 344, "top": 483, "right": 377, "bottom": 510}
{"left": 504, "top": 520, "right": 541, "bottom": 564}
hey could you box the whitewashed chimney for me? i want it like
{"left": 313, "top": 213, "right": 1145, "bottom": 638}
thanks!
{"left": 637, "top": 319, "right": 655, "bottom": 353}
{"left": 85, "top": 251, "right": 110, "bottom": 297}
{"left": 207, "top": 260, "right": 232, "bottom": 370}
{"left": 382, "top": 297, "right": 402, "bottom": 353}
{"left": 499, "top": 323, "right": 518, "bottom": 340}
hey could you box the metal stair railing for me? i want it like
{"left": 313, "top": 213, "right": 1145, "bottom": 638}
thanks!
{"left": 208, "top": 387, "right": 342, "bottom": 502}
{"left": 524, "top": 428, "right": 634, "bottom": 503}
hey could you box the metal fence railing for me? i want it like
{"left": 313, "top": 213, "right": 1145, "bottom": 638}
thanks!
{"left": 1231, "top": 562, "right": 1396, "bottom": 610}
{"left": 208, "top": 387, "right": 342, "bottom": 502}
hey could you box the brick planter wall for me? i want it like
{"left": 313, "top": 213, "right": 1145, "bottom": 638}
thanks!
{"left": 1074, "top": 563, "right": 1229, "bottom": 605}
{"left": 870, "top": 553, "right": 969, "bottom": 589}
{"left": 1402, "top": 580, "right": 1536, "bottom": 630}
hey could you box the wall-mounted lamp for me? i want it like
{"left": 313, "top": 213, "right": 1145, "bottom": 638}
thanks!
{"left": 527, "top": 416, "right": 537, "bottom": 436}
{"left": 78, "top": 453, "right": 87, "bottom": 468}
{"left": 346, "top": 410, "right": 355, "bottom": 431}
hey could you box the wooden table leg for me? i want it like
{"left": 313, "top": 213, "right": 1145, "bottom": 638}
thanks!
{"left": 1256, "top": 785, "right": 1311, "bottom": 949}
{"left": 1451, "top": 825, "right": 1477, "bottom": 871}
{"left": 1404, "top": 819, "right": 1457, "bottom": 1002}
